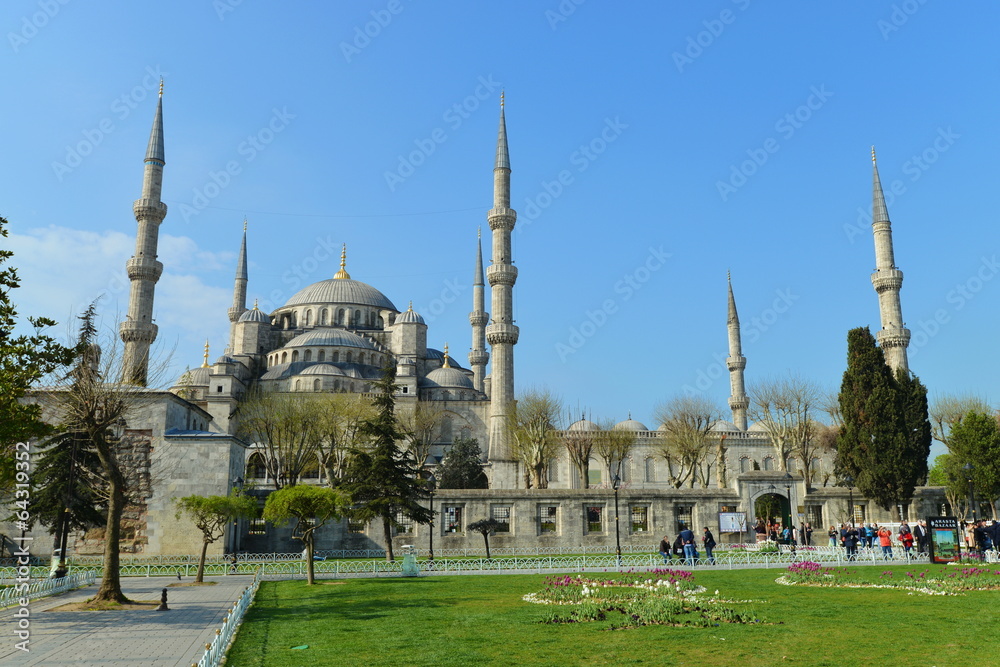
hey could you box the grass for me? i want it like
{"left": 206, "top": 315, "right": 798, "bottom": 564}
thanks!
{"left": 225, "top": 564, "right": 1000, "bottom": 666}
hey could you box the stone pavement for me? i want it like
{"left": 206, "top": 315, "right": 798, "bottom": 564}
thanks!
{"left": 0, "top": 575, "right": 256, "bottom": 667}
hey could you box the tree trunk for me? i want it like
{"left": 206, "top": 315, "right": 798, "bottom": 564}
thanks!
{"left": 93, "top": 472, "right": 128, "bottom": 603}
{"left": 383, "top": 516, "right": 394, "bottom": 562}
{"left": 196, "top": 539, "right": 209, "bottom": 583}
{"left": 576, "top": 460, "right": 589, "bottom": 489}
{"left": 305, "top": 534, "right": 315, "bottom": 585}
{"left": 483, "top": 533, "right": 491, "bottom": 560}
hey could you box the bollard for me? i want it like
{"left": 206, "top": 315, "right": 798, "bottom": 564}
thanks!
{"left": 157, "top": 587, "right": 169, "bottom": 611}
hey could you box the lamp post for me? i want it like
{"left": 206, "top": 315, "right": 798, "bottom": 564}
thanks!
{"left": 963, "top": 463, "right": 975, "bottom": 557}
{"left": 783, "top": 472, "right": 793, "bottom": 530}
{"left": 612, "top": 474, "right": 622, "bottom": 567}
{"left": 427, "top": 473, "right": 436, "bottom": 562}
{"left": 231, "top": 476, "right": 244, "bottom": 554}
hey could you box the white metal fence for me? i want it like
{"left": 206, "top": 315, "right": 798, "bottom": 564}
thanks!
{"left": 0, "top": 571, "right": 96, "bottom": 609}
{"left": 196, "top": 569, "right": 263, "bottom": 667}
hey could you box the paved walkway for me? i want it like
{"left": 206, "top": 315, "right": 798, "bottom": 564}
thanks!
{"left": 0, "top": 575, "right": 255, "bottom": 667}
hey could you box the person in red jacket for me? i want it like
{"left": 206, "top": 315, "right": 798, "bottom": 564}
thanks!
{"left": 877, "top": 525, "right": 893, "bottom": 560}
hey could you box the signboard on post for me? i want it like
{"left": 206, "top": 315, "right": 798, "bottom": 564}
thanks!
{"left": 927, "top": 516, "right": 960, "bottom": 564}
{"left": 719, "top": 512, "right": 747, "bottom": 533}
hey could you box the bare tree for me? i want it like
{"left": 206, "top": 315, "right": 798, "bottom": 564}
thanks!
{"left": 748, "top": 376, "right": 820, "bottom": 473}
{"left": 561, "top": 417, "right": 595, "bottom": 489}
{"left": 237, "top": 390, "right": 322, "bottom": 489}
{"left": 310, "top": 393, "right": 375, "bottom": 486}
{"left": 399, "top": 403, "right": 444, "bottom": 475}
{"left": 594, "top": 420, "right": 635, "bottom": 485}
{"left": 929, "top": 394, "right": 992, "bottom": 452}
{"left": 809, "top": 423, "right": 839, "bottom": 487}
{"left": 511, "top": 389, "right": 562, "bottom": 489}
{"left": 653, "top": 396, "right": 721, "bottom": 488}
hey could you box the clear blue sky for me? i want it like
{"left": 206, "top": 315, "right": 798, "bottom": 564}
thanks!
{"left": 3, "top": 2, "right": 998, "bottom": 449}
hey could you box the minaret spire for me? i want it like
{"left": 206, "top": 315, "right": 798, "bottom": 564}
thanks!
{"left": 869, "top": 147, "right": 910, "bottom": 374}
{"left": 726, "top": 273, "right": 749, "bottom": 431}
{"left": 485, "top": 93, "right": 520, "bottom": 487}
{"left": 468, "top": 227, "right": 489, "bottom": 393}
{"left": 120, "top": 83, "right": 167, "bottom": 385}
{"left": 227, "top": 219, "right": 250, "bottom": 350}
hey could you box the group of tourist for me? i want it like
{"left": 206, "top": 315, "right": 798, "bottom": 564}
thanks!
{"left": 658, "top": 525, "right": 716, "bottom": 566}
{"left": 831, "top": 521, "right": 922, "bottom": 560}
{"left": 752, "top": 517, "right": 813, "bottom": 548}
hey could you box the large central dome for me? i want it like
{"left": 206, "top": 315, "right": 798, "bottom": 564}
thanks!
{"left": 284, "top": 278, "right": 397, "bottom": 311}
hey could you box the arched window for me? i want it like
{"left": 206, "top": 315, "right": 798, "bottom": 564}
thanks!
{"left": 320, "top": 309, "right": 328, "bottom": 325}
{"left": 377, "top": 316, "right": 384, "bottom": 328}
{"left": 547, "top": 460, "right": 559, "bottom": 483}
{"left": 281, "top": 352, "right": 288, "bottom": 364}
{"left": 358, "top": 353, "right": 365, "bottom": 365}
{"left": 305, "top": 310, "right": 312, "bottom": 326}
{"left": 354, "top": 310, "right": 361, "bottom": 327}
{"left": 292, "top": 350, "right": 299, "bottom": 362}
{"left": 304, "top": 350, "right": 312, "bottom": 362}
{"left": 346, "top": 352, "right": 353, "bottom": 363}
{"left": 336, "top": 309, "right": 344, "bottom": 325}
{"left": 290, "top": 312, "right": 297, "bottom": 328}
{"left": 313, "top": 379, "right": 321, "bottom": 392}
{"left": 318, "top": 350, "right": 325, "bottom": 362}
{"left": 786, "top": 458, "right": 796, "bottom": 473}
{"left": 739, "top": 457, "right": 751, "bottom": 473}
{"left": 440, "top": 416, "right": 454, "bottom": 442}
{"left": 762, "top": 457, "right": 775, "bottom": 471}
{"left": 294, "top": 379, "right": 300, "bottom": 391}
{"left": 644, "top": 458, "right": 656, "bottom": 483}
{"left": 247, "top": 453, "right": 266, "bottom": 479}
{"left": 333, "top": 351, "right": 340, "bottom": 362}
{"left": 621, "top": 458, "right": 632, "bottom": 484}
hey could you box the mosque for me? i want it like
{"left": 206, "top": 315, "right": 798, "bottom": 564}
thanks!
{"left": 10, "top": 85, "right": 945, "bottom": 558}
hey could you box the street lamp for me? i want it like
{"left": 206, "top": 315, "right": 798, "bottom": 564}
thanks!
{"left": 612, "top": 474, "right": 622, "bottom": 567}
{"left": 231, "top": 476, "right": 245, "bottom": 554}
{"left": 963, "top": 463, "right": 976, "bottom": 523}
{"left": 783, "top": 472, "right": 793, "bottom": 531}
{"left": 427, "top": 473, "right": 436, "bottom": 562}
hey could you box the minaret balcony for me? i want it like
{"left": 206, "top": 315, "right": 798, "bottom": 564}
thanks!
{"left": 726, "top": 356, "right": 746, "bottom": 371}
{"left": 469, "top": 311, "right": 489, "bottom": 326}
{"left": 488, "top": 208, "right": 516, "bottom": 230}
{"left": 126, "top": 257, "right": 164, "bottom": 282}
{"left": 871, "top": 269, "right": 903, "bottom": 293}
{"left": 486, "top": 264, "right": 518, "bottom": 286}
{"left": 876, "top": 327, "right": 911, "bottom": 348}
{"left": 486, "top": 322, "right": 520, "bottom": 345}
{"left": 133, "top": 198, "right": 168, "bottom": 221}
{"left": 119, "top": 320, "right": 158, "bottom": 343}
{"left": 468, "top": 350, "right": 489, "bottom": 366}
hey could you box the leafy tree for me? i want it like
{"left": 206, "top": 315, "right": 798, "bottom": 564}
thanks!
{"left": 468, "top": 518, "right": 500, "bottom": 559}
{"left": 927, "top": 453, "right": 967, "bottom": 518}
{"left": 237, "top": 390, "right": 323, "bottom": 489}
{"left": 263, "top": 485, "right": 346, "bottom": 584}
{"left": 0, "top": 215, "right": 76, "bottom": 486}
{"left": 948, "top": 410, "right": 1000, "bottom": 520}
{"left": 929, "top": 394, "right": 992, "bottom": 451}
{"left": 342, "top": 366, "right": 432, "bottom": 562}
{"left": 174, "top": 493, "right": 258, "bottom": 582}
{"left": 436, "top": 436, "right": 487, "bottom": 489}
{"left": 654, "top": 395, "right": 720, "bottom": 488}
{"left": 511, "top": 389, "right": 562, "bottom": 489}
{"left": 834, "top": 327, "right": 930, "bottom": 519}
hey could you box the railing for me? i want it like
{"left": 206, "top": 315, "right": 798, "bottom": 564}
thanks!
{"left": 0, "top": 571, "right": 96, "bottom": 609}
{"left": 196, "top": 568, "right": 263, "bottom": 667}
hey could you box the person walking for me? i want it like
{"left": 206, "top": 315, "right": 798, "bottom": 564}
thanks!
{"left": 658, "top": 535, "right": 672, "bottom": 564}
{"left": 702, "top": 527, "right": 716, "bottom": 565}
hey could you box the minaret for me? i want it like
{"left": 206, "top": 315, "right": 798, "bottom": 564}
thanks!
{"left": 870, "top": 147, "right": 910, "bottom": 374}
{"left": 726, "top": 272, "right": 749, "bottom": 431}
{"left": 120, "top": 80, "right": 167, "bottom": 386}
{"left": 227, "top": 219, "right": 249, "bottom": 351}
{"left": 485, "top": 93, "right": 519, "bottom": 488}
{"left": 468, "top": 228, "right": 489, "bottom": 394}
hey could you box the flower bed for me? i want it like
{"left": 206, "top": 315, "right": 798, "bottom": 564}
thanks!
{"left": 777, "top": 561, "right": 1000, "bottom": 596}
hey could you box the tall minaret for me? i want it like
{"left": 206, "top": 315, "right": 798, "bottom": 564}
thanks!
{"left": 485, "top": 93, "right": 519, "bottom": 488}
{"left": 870, "top": 147, "right": 910, "bottom": 375}
{"left": 726, "top": 273, "right": 749, "bottom": 431}
{"left": 120, "top": 80, "right": 167, "bottom": 386}
{"left": 468, "top": 228, "right": 489, "bottom": 394}
{"left": 227, "top": 219, "right": 249, "bottom": 350}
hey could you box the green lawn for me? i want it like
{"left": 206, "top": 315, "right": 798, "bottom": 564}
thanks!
{"left": 226, "top": 564, "right": 1000, "bottom": 666}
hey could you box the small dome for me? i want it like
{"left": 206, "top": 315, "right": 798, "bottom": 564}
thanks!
{"left": 284, "top": 328, "right": 377, "bottom": 350}
{"left": 710, "top": 419, "right": 739, "bottom": 433}
{"left": 747, "top": 422, "right": 769, "bottom": 433}
{"left": 422, "top": 367, "right": 475, "bottom": 389}
{"left": 239, "top": 306, "right": 270, "bottom": 323}
{"left": 215, "top": 354, "right": 235, "bottom": 365}
{"left": 657, "top": 423, "right": 668, "bottom": 432}
{"left": 568, "top": 419, "right": 599, "bottom": 432}
{"left": 613, "top": 418, "right": 649, "bottom": 431}
{"left": 176, "top": 367, "right": 209, "bottom": 386}
{"left": 395, "top": 302, "right": 425, "bottom": 325}
{"left": 299, "top": 364, "right": 345, "bottom": 376}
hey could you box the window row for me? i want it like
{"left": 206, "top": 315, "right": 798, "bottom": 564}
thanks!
{"left": 268, "top": 349, "right": 386, "bottom": 367}
{"left": 276, "top": 308, "right": 385, "bottom": 330}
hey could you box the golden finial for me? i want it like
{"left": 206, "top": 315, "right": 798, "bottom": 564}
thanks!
{"left": 333, "top": 243, "right": 351, "bottom": 280}
{"left": 159, "top": 78, "right": 164, "bottom": 97}
{"left": 202, "top": 340, "right": 210, "bottom": 368}
{"left": 443, "top": 343, "right": 451, "bottom": 368}
{"left": 871, "top": 145, "right": 877, "bottom": 164}
{"left": 252, "top": 298, "right": 259, "bottom": 311}
{"left": 407, "top": 301, "right": 413, "bottom": 312}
